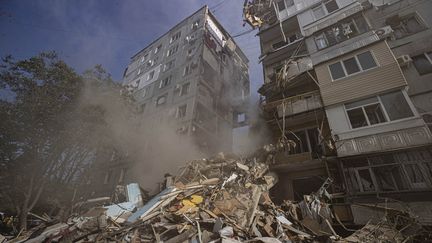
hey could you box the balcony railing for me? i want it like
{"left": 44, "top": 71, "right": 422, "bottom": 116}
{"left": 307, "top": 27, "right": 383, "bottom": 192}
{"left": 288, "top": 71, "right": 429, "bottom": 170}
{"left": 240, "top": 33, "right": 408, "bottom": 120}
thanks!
{"left": 263, "top": 90, "right": 322, "bottom": 117}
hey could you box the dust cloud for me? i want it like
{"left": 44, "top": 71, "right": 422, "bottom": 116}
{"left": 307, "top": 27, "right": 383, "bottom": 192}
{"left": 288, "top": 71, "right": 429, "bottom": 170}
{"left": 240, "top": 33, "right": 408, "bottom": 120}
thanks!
{"left": 77, "top": 77, "right": 203, "bottom": 193}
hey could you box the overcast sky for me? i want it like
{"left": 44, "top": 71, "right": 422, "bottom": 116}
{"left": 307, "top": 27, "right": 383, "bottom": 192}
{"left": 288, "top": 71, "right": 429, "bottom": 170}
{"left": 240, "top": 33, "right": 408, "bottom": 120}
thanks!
{"left": 0, "top": 0, "right": 262, "bottom": 101}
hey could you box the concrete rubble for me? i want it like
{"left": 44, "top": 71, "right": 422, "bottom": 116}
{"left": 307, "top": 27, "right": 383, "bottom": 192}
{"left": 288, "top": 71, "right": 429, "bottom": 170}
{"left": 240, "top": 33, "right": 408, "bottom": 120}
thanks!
{"left": 3, "top": 152, "right": 431, "bottom": 242}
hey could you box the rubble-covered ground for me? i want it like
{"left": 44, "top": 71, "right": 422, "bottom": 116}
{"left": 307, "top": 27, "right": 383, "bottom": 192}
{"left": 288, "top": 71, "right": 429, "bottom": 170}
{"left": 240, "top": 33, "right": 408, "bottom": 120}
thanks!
{"left": 1, "top": 152, "right": 431, "bottom": 242}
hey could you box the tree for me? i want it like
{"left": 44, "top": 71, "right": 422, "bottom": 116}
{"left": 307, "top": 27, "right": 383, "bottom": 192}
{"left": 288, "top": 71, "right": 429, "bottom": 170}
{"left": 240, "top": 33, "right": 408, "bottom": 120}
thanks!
{"left": 0, "top": 53, "right": 119, "bottom": 230}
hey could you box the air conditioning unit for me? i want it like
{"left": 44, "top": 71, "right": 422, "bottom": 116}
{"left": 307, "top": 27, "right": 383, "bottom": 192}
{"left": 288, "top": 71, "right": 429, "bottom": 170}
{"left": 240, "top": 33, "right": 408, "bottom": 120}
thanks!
{"left": 397, "top": 55, "right": 412, "bottom": 67}
{"left": 374, "top": 26, "right": 393, "bottom": 38}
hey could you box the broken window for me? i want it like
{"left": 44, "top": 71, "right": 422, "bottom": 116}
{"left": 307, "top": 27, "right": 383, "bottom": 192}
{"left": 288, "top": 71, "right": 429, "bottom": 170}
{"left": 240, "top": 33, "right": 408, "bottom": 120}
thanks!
{"left": 155, "top": 44, "right": 162, "bottom": 54}
{"left": 180, "top": 82, "right": 190, "bottom": 96}
{"left": 170, "top": 31, "right": 181, "bottom": 43}
{"left": 177, "top": 104, "right": 187, "bottom": 118}
{"left": 237, "top": 113, "right": 246, "bottom": 123}
{"left": 329, "top": 51, "right": 377, "bottom": 80}
{"left": 184, "top": 63, "right": 194, "bottom": 76}
{"left": 324, "top": 0, "right": 339, "bottom": 13}
{"left": 403, "top": 164, "right": 428, "bottom": 189}
{"left": 191, "top": 20, "right": 199, "bottom": 29}
{"left": 380, "top": 91, "right": 413, "bottom": 120}
{"left": 277, "top": 0, "right": 286, "bottom": 11}
{"left": 163, "top": 59, "right": 175, "bottom": 72}
{"left": 167, "top": 44, "right": 179, "bottom": 57}
{"left": 156, "top": 94, "right": 167, "bottom": 106}
{"left": 315, "top": 33, "right": 328, "bottom": 49}
{"left": 387, "top": 13, "right": 427, "bottom": 39}
{"left": 147, "top": 70, "right": 155, "bottom": 81}
{"left": 314, "top": 15, "right": 369, "bottom": 50}
{"left": 159, "top": 76, "right": 172, "bottom": 89}
{"left": 343, "top": 149, "right": 432, "bottom": 193}
{"left": 312, "top": 0, "right": 339, "bottom": 20}
{"left": 345, "top": 97, "right": 387, "bottom": 128}
{"left": 412, "top": 52, "right": 432, "bottom": 75}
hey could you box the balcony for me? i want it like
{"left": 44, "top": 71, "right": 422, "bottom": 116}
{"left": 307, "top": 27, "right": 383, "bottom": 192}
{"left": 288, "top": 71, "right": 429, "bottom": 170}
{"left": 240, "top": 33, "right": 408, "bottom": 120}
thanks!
{"left": 337, "top": 125, "right": 432, "bottom": 157}
{"left": 262, "top": 90, "right": 322, "bottom": 118}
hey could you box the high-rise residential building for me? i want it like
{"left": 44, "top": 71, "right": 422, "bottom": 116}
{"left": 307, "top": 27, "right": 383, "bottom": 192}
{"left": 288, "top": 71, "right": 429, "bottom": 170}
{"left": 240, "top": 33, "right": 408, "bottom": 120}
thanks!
{"left": 85, "top": 6, "right": 250, "bottom": 197}
{"left": 122, "top": 5, "right": 250, "bottom": 155}
{"left": 245, "top": 0, "right": 432, "bottom": 225}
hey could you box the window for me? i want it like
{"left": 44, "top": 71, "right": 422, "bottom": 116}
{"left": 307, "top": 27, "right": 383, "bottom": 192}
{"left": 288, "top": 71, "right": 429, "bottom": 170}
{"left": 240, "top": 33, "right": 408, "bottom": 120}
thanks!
{"left": 159, "top": 76, "right": 171, "bottom": 88}
{"left": 314, "top": 15, "right": 369, "bottom": 50}
{"left": 286, "top": 0, "right": 294, "bottom": 7}
{"left": 315, "top": 33, "right": 327, "bottom": 49}
{"left": 277, "top": 0, "right": 286, "bottom": 11}
{"left": 345, "top": 91, "right": 414, "bottom": 129}
{"left": 329, "top": 62, "right": 345, "bottom": 80}
{"left": 324, "top": 0, "right": 338, "bottom": 13}
{"left": 147, "top": 70, "right": 155, "bottom": 80}
{"left": 177, "top": 104, "right": 187, "bottom": 118}
{"left": 141, "top": 54, "right": 148, "bottom": 63}
{"left": 142, "top": 86, "right": 150, "bottom": 97}
{"left": 313, "top": 5, "right": 326, "bottom": 19}
{"left": 412, "top": 52, "right": 432, "bottom": 75}
{"left": 357, "top": 51, "right": 377, "bottom": 71}
{"left": 343, "top": 149, "right": 432, "bottom": 193}
{"left": 284, "top": 127, "right": 322, "bottom": 157}
{"left": 187, "top": 47, "right": 195, "bottom": 57}
{"left": 329, "top": 51, "right": 377, "bottom": 80}
{"left": 191, "top": 20, "right": 199, "bottom": 29}
{"left": 164, "top": 59, "right": 175, "bottom": 72}
{"left": 137, "top": 68, "right": 141, "bottom": 75}
{"left": 184, "top": 63, "right": 194, "bottom": 76}
{"left": 170, "top": 31, "right": 181, "bottom": 43}
{"left": 180, "top": 82, "right": 190, "bottom": 96}
{"left": 380, "top": 91, "right": 414, "bottom": 120}
{"left": 155, "top": 44, "right": 162, "bottom": 54}
{"left": 346, "top": 97, "right": 386, "bottom": 128}
{"left": 156, "top": 94, "right": 167, "bottom": 106}
{"left": 167, "top": 45, "right": 179, "bottom": 57}
{"left": 343, "top": 57, "right": 360, "bottom": 75}
{"left": 387, "top": 13, "right": 427, "bottom": 39}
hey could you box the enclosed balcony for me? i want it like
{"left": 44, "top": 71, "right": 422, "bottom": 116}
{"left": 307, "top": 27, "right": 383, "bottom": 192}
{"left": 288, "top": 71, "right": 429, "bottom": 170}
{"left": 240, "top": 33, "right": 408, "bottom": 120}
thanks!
{"left": 262, "top": 90, "right": 322, "bottom": 118}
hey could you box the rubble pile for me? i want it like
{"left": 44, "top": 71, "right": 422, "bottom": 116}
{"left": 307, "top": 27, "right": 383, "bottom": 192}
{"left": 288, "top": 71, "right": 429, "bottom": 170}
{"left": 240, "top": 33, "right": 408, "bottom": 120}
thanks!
{"left": 2, "top": 153, "right": 431, "bottom": 242}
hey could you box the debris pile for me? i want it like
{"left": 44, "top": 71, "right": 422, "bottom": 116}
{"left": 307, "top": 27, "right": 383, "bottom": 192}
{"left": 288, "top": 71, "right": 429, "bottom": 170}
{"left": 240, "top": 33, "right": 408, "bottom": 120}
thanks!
{"left": 2, "top": 153, "right": 431, "bottom": 242}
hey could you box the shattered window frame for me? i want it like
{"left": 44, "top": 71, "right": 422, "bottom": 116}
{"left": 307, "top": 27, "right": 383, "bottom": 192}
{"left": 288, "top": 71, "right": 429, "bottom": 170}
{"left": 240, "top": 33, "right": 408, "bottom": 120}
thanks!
{"left": 314, "top": 14, "right": 369, "bottom": 50}
{"left": 343, "top": 149, "right": 432, "bottom": 194}
{"left": 389, "top": 13, "right": 427, "bottom": 39}
{"left": 412, "top": 52, "right": 432, "bottom": 75}
{"left": 180, "top": 82, "right": 190, "bottom": 96}
{"left": 159, "top": 75, "right": 172, "bottom": 89}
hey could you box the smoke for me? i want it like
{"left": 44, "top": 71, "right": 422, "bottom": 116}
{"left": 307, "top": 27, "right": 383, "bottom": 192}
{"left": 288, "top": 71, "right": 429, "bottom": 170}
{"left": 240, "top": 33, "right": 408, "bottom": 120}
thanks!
{"left": 77, "top": 77, "right": 202, "bottom": 193}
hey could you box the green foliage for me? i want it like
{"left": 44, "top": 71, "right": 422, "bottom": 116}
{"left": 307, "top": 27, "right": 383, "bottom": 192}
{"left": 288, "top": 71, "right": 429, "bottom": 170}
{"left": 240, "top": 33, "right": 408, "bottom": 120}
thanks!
{"left": 0, "top": 52, "right": 122, "bottom": 229}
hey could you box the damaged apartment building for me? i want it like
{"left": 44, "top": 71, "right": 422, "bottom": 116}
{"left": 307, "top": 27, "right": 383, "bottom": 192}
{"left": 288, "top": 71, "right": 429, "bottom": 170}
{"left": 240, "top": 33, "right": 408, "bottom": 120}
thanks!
{"left": 88, "top": 6, "right": 250, "bottom": 196}
{"left": 244, "top": 0, "right": 432, "bottom": 226}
